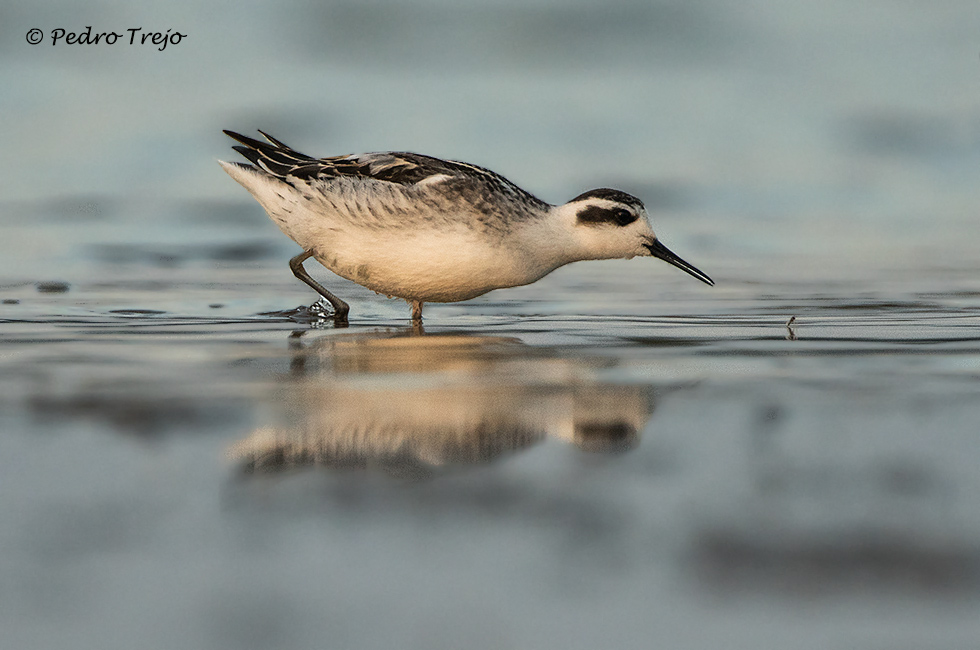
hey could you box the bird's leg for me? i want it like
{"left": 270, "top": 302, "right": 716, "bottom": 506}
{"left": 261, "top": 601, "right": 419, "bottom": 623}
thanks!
{"left": 410, "top": 301, "right": 425, "bottom": 335}
{"left": 288, "top": 250, "right": 350, "bottom": 324}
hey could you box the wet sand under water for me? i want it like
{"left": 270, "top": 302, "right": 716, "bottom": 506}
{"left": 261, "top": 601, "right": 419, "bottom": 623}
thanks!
{"left": 3, "top": 239, "right": 980, "bottom": 650}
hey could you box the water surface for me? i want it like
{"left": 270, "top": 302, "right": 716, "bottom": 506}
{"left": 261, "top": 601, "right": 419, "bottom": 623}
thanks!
{"left": 3, "top": 200, "right": 980, "bottom": 649}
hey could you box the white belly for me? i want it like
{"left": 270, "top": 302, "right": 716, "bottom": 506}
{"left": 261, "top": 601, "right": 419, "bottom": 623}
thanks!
{"left": 311, "top": 227, "right": 553, "bottom": 303}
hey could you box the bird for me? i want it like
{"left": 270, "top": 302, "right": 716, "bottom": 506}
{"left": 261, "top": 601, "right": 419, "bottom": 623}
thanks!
{"left": 219, "top": 130, "right": 713, "bottom": 324}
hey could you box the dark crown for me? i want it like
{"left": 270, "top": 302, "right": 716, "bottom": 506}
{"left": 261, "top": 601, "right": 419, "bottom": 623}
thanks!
{"left": 569, "top": 188, "right": 645, "bottom": 209}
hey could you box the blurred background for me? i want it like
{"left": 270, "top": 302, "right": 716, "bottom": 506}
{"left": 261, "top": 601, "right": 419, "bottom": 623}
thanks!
{"left": 3, "top": 1, "right": 980, "bottom": 649}
{"left": 3, "top": 0, "right": 979, "bottom": 278}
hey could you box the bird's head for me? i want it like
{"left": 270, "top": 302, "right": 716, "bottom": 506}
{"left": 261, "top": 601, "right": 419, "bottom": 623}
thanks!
{"left": 558, "top": 188, "right": 714, "bottom": 286}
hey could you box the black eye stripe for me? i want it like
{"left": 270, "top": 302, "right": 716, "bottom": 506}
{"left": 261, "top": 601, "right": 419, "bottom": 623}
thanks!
{"left": 576, "top": 206, "right": 638, "bottom": 227}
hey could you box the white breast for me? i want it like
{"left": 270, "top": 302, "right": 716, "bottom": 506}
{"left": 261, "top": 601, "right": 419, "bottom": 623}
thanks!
{"left": 314, "top": 225, "right": 557, "bottom": 302}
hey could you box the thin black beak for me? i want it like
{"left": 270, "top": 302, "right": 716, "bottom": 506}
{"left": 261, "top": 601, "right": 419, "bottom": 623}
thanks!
{"left": 645, "top": 239, "right": 714, "bottom": 286}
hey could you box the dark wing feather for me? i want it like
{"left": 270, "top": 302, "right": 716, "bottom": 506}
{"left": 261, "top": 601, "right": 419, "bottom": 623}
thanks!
{"left": 223, "top": 130, "right": 549, "bottom": 210}
{"left": 225, "top": 130, "right": 317, "bottom": 178}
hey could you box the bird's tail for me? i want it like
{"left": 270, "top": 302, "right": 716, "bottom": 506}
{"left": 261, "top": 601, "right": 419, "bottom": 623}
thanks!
{"left": 222, "top": 130, "right": 320, "bottom": 180}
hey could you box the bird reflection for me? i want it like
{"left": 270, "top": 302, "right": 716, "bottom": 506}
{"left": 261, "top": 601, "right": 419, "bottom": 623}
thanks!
{"left": 230, "top": 331, "right": 656, "bottom": 477}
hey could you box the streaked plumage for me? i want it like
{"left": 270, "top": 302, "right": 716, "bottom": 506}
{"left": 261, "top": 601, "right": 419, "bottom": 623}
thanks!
{"left": 219, "top": 130, "right": 713, "bottom": 323}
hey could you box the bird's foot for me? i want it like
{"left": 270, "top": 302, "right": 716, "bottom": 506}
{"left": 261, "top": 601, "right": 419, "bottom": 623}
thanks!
{"left": 307, "top": 299, "right": 349, "bottom": 328}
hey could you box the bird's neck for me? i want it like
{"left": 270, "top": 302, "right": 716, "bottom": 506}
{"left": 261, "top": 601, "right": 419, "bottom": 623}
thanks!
{"left": 519, "top": 204, "right": 592, "bottom": 270}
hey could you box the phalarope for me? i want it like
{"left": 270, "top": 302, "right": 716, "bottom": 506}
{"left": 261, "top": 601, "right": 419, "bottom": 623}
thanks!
{"left": 220, "top": 130, "right": 713, "bottom": 324}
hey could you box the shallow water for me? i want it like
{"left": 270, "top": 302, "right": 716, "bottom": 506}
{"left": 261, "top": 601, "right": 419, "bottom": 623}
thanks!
{"left": 6, "top": 0, "right": 980, "bottom": 647}
{"left": 3, "top": 199, "right": 980, "bottom": 649}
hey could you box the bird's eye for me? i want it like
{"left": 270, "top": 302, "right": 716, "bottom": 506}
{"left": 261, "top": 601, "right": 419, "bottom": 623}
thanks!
{"left": 613, "top": 208, "right": 636, "bottom": 226}
{"left": 576, "top": 205, "right": 639, "bottom": 227}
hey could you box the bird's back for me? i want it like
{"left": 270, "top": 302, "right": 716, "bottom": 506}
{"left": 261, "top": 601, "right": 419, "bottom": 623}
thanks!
{"left": 221, "top": 130, "right": 550, "bottom": 235}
